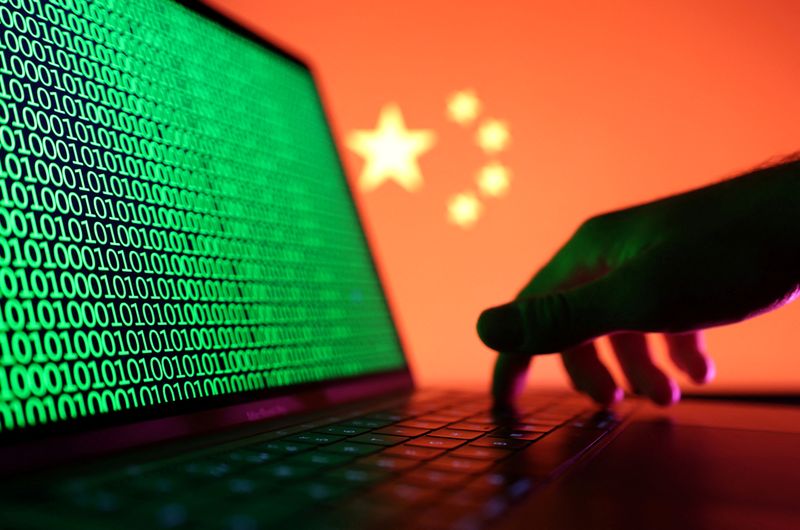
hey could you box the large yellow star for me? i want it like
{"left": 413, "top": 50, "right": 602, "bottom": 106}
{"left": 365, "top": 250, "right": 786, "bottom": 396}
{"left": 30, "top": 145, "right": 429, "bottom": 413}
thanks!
{"left": 347, "top": 104, "right": 436, "bottom": 192}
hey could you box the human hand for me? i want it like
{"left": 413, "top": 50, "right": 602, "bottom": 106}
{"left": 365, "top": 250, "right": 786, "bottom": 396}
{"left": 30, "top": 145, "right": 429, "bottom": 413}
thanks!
{"left": 477, "top": 158, "right": 800, "bottom": 407}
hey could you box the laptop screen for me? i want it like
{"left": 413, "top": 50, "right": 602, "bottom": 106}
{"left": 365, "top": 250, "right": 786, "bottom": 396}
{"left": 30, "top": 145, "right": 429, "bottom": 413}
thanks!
{"left": 0, "top": 0, "right": 406, "bottom": 439}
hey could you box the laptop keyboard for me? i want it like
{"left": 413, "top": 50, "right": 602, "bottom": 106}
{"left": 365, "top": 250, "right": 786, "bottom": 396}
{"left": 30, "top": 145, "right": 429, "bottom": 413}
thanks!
{"left": 7, "top": 391, "right": 628, "bottom": 530}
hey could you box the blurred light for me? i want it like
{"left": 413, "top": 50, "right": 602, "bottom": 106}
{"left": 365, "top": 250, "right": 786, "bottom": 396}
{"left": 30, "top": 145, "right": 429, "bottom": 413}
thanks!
{"left": 477, "top": 162, "right": 511, "bottom": 197}
{"left": 447, "top": 89, "right": 482, "bottom": 125}
{"left": 448, "top": 192, "right": 483, "bottom": 228}
{"left": 476, "top": 119, "right": 510, "bottom": 153}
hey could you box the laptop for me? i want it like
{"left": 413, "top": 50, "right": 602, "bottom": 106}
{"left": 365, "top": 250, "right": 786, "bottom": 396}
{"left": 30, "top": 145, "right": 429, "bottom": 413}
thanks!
{"left": 2, "top": 1, "right": 799, "bottom": 529}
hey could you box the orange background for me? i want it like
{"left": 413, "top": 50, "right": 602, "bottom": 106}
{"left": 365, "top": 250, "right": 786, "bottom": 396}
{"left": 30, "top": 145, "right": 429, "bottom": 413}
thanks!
{"left": 205, "top": 0, "right": 800, "bottom": 393}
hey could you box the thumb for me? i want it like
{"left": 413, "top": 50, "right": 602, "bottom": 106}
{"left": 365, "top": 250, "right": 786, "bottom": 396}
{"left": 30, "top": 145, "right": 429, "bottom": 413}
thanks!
{"left": 477, "top": 267, "right": 642, "bottom": 354}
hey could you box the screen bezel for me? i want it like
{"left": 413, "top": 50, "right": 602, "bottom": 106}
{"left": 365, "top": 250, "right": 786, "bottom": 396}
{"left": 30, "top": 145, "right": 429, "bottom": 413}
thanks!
{"left": 0, "top": 0, "right": 414, "bottom": 471}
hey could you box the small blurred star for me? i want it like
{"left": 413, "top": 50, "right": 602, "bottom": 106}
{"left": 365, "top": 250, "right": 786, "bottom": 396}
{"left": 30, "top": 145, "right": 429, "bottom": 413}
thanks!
{"left": 447, "top": 90, "right": 482, "bottom": 125}
{"left": 447, "top": 192, "right": 483, "bottom": 228}
{"left": 476, "top": 119, "right": 510, "bottom": 153}
{"left": 477, "top": 162, "right": 511, "bottom": 197}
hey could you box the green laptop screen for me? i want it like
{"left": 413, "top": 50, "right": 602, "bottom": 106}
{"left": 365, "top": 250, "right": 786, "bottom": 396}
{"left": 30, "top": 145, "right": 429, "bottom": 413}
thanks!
{"left": 0, "top": 0, "right": 406, "bottom": 435}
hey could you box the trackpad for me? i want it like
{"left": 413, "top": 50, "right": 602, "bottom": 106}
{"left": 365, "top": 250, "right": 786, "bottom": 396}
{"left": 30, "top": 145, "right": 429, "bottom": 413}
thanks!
{"left": 528, "top": 421, "right": 800, "bottom": 530}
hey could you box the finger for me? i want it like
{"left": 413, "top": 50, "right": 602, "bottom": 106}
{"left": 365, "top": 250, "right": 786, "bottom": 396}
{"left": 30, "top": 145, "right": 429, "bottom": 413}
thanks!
{"left": 609, "top": 332, "right": 679, "bottom": 406}
{"left": 561, "top": 342, "right": 623, "bottom": 406}
{"left": 477, "top": 263, "right": 637, "bottom": 354}
{"left": 491, "top": 353, "right": 532, "bottom": 411}
{"left": 664, "top": 331, "right": 715, "bottom": 384}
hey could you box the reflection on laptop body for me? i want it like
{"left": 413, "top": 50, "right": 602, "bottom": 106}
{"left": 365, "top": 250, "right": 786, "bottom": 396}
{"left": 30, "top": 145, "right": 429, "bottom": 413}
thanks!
{"left": 1, "top": 2, "right": 798, "bottom": 529}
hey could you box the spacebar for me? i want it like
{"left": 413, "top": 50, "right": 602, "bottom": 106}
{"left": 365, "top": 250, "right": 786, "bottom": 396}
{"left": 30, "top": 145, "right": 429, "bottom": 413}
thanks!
{"left": 511, "top": 426, "right": 609, "bottom": 479}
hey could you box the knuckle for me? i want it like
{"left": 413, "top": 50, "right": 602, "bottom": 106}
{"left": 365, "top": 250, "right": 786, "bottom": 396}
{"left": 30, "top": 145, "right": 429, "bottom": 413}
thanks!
{"left": 577, "top": 213, "right": 614, "bottom": 239}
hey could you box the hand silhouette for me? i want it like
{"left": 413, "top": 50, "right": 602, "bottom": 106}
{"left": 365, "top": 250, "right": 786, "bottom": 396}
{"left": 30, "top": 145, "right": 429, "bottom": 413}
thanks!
{"left": 478, "top": 157, "right": 800, "bottom": 407}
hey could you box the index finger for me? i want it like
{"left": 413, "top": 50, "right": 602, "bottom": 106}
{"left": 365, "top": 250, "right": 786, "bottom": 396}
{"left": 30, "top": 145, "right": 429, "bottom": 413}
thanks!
{"left": 491, "top": 353, "right": 532, "bottom": 410}
{"left": 486, "top": 222, "right": 611, "bottom": 408}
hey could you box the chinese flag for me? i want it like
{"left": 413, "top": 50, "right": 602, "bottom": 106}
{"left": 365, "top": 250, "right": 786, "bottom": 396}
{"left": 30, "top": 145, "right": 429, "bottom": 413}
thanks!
{"left": 205, "top": 0, "right": 800, "bottom": 392}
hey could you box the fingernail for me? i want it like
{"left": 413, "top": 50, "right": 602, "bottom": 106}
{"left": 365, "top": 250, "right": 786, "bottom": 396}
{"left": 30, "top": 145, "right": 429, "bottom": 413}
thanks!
{"left": 478, "top": 305, "right": 525, "bottom": 351}
{"left": 667, "top": 380, "right": 681, "bottom": 405}
{"left": 692, "top": 357, "right": 716, "bottom": 384}
{"left": 593, "top": 386, "right": 623, "bottom": 407}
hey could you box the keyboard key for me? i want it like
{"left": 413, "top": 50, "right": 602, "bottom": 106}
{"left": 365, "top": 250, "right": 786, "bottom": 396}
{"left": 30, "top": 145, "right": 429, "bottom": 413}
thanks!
{"left": 286, "top": 451, "right": 355, "bottom": 467}
{"left": 316, "top": 425, "right": 371, "bottom": 436}
{"left": 437, "top": 405, "right": 487, "bottom": 416}
{"left": 427, "top": 457, "right": 494, "bottom": 474}
{"left": 324, "top": 466, "right": 392, "bottom": 485}
{"left": 449, "top": 446, "right": 512, "bottom": 461}
{"left": 257, "top": 440, "right": 315, "bottom": 455}
{"left": 333, "top": 495, "right": 403, "bottom": 524}
{"left": 373, "top": 482, "right": 440, "bottom": 506}
{"left": 382, "top": 445, "right": 445, "bottom": 461}
{"left": 224, "top": 449, "right": 276, "bottom": 465}
{"left": 465, "top": 472, "right": 535, "bottom": 500}
{"left": 405, "top": 436, "right": 465, "bottom": 450}
{"left": 286, "top": 480, "right": 356, "bottom": 502}
{"left": 153, "top": 501, "right": 190, "bottom": 528}
{"left": 122, "top": 475, "right": 187, "bottom": 497}
{"left": 429, "top": 428, "right": 483, "bottom": 441}
{"left": 492, "top": 430, "right": 545, "bottom": 442}
{"left": 464, "top": 414, "right": 499, "bottom": 424}
{"left": 466, "top": 412, "right": 518, "bottom": 425}
{"left": 396, "top": 420, "right": 448, "bottom": 430}
{"left": 125, "top": 498, "right": 204, "bottom": 529}
{"left": 349, "top": 433, "right": 409, "bottom": 446}
{"left": 285, "top": 433, "right": 346, "bottom": 445}
{"left": 404, "top": 468, "right": 470, "bottom": 488}
{"left": 418, "top": 414, "right": 463, "bottom": 422}
{"left": 319, "top": 441, "right": 383, "bottom": 456}
{"left": 341, "top": 418, "right": 394, "bottom": 428}
{"left": 357, "top": 455, "right": 420, "bottom": 472}
{"left": 69, "top": 489, "right": 126, "bottom": 513}
{"left": 393, "top": 405, "right": 437, "bottom": 416}
{"left": 365, "top": 411, "right": 408, "bottom": 422}
{"left": 470, "top": 437, "right": 530, "bottom": 450}
{"left": 507, "top": 423, "right": 553, "bottom": 433}
{"left": 447, "top": 422, "right": 497, "bottom": 432}
{"left": 397, "top": 419, "right": 450, "bottom": 430}
{"left": 466, "top": 471, "right": 526, "bottom": 492}
{"left": 224, "top": 477, "right": 275, "bottom": 497}
{"left": 521, "top": 415, "right": 571, "bottom": 425}
{"left": 181, "top": 460, "right": 233, "bottom": 478}
{"left": 570, "top": 410, "right": 621, "bottom": 430}
{"left": 373, "top": 426, "right": 430, "bottom": 437}
{"left": 251, "top": 462, "right": 319, "bottom": 481}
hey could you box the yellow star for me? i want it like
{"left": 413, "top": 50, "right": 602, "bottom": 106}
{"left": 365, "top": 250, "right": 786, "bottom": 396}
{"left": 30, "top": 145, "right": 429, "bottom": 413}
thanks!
{"left": 447, "top": 192, "right": 483, "bottom": 228}
{"left": 347, "top": 104, "right": 436, "bottom": 192}
{"left": 447, "top": 90, "right": 482, "bottom": 125}
{"left": 476, "top": 119, "right": 510, "bottom": 153}
{"left": 476, "top": 162, "right": 511, "bottom": 197}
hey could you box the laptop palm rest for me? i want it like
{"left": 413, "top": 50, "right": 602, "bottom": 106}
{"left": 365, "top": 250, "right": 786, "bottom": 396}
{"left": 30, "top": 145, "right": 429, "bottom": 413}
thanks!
{"left": 499, "top": 412, "right": 800, "bottom": 530}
